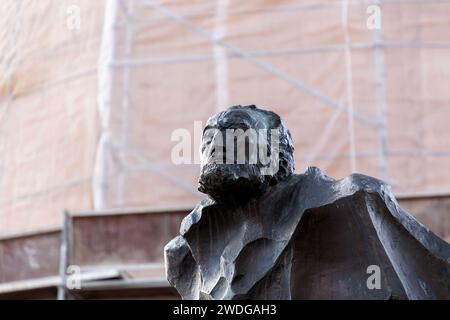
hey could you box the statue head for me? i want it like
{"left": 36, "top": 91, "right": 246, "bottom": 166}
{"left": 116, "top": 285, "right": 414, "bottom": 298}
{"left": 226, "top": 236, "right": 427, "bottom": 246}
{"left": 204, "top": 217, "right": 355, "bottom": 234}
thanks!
{"left": 198, "top": 105, "right": 295, "bottom": 203}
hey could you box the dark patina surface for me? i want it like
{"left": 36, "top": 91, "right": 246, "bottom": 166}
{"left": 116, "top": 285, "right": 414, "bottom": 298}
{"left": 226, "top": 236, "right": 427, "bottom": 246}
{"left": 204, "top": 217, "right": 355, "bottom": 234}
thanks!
{"left": 165, "top": 105, "right": 450, "bottom": 300}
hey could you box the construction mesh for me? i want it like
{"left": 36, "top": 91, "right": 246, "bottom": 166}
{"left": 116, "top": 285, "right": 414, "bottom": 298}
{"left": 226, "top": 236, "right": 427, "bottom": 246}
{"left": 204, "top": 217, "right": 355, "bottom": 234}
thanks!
{"left": 1, "top": 0, "right": 450, "bottom": 236}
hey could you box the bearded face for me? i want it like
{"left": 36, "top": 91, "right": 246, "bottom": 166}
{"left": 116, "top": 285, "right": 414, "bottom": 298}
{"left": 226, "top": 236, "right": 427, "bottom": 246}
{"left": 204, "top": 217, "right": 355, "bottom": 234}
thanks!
{"left": 198, "top": 106, "right": 294, "bottom": 203}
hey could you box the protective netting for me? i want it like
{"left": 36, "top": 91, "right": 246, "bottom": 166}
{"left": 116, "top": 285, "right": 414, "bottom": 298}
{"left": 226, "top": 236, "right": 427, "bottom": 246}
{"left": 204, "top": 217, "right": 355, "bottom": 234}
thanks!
{"left": 1, "top": 0, "right": 450, "bottom": 236}
{"left": 94, "top": 0, "right": 450, "bottom": 210}
{"left": 0, "top": 0, "right": 105, "bottom": 236}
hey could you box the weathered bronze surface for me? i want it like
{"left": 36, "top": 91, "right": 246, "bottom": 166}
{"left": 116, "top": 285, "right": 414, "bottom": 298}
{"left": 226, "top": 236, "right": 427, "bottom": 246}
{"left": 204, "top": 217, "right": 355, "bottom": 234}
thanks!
{"left": 165, "top": 105, "right": 450, "bottom": 300}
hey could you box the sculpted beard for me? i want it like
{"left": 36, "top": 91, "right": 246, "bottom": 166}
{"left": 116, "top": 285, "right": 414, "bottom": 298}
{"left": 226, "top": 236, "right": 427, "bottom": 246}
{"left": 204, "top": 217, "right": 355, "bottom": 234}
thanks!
{"left": 196, "top": 106, "right": 295, "bottom": 204}
{"left": 198, "top": 162, "right": 272, "bottom": 203}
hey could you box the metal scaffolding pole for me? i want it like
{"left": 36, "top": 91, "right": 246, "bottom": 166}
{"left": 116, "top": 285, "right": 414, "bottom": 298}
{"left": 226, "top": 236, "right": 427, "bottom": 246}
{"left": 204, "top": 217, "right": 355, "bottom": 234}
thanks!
{"left": 143, "top": 0, "right": 379, "bottom": 128}
{"left": 374, "top": 0, "right": 390, "bottom": 181}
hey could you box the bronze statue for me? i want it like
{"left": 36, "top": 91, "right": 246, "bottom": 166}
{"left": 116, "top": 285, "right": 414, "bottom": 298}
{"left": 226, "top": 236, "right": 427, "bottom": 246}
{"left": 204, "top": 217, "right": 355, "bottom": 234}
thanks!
{"left": 165, "top": 105, "right": 450, "bottom": 300}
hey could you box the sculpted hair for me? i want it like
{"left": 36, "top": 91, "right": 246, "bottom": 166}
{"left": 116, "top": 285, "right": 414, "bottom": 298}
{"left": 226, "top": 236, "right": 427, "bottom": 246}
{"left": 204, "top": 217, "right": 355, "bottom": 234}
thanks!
{"left": 225, "top": 105, "right": 295, "bottom": 183}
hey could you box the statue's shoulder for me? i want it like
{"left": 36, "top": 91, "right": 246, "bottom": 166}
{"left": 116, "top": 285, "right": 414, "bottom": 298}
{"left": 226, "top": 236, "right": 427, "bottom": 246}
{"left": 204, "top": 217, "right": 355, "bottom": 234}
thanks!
{"left": 302, "top": 166, "right": 336, "bottom": 182}
{"left": 180, "top": 197, "right": 217, "bottom": 235}
{"left": 343, "top": 172, "right": 390, "bottom": 193}
{"left": 290, "top": 166, "right": 336, "bottom": 189}
{"left": 296, "top": 166, "right": 390, "bottom": 195}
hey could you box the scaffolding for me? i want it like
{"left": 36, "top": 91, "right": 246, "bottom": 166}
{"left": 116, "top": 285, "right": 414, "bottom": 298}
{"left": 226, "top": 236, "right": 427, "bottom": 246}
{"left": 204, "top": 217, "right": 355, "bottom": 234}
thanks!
{"left": 2, "top": 1, "right": 450, "bottom": 238}
{"left": 1, "top": 0, "right": 450, "bottom": 299}
{"left": 93, "top": 0, "right": 450, "bottom": 215}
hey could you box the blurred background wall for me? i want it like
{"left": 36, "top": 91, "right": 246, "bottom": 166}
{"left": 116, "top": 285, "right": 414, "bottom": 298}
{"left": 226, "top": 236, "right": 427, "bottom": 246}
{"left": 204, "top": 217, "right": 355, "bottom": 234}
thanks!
{"left": 0, "top": 0, "right": 104, "bottom": 237}
{"left": 0, "top": 0, "right": 449, "bottom": 299}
